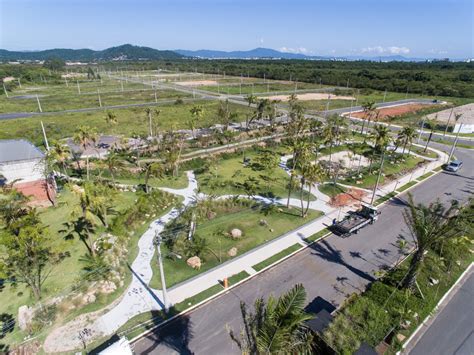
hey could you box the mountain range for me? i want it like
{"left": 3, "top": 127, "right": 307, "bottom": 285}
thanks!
{"left": 0, "top": 44, "right": 444, "bottom": 62}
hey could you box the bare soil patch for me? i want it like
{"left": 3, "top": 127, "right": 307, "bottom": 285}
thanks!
{"left": 176, "top": 80, "right": 219, "bottom": 87}
{"left": 351, "top": 103, "right": 433, "bottom": 119}
{"left": 265, "top": 93, "right": 354, "bottom": 101}
{"left": 318, "top": 151, "right": 369, "bottom": 169}
{"left": 330, "top": 188, "right": 366, "bottom": 207}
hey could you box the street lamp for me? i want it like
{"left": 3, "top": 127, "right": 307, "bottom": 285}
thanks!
{"left": 154, "top": 231, "right": 170, "bottom": 312}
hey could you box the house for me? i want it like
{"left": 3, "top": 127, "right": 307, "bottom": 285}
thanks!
{"left": 0, "top": 139, "right": 55, "bottom": 205}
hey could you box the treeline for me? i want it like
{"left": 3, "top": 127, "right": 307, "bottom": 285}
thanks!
{"left": 106, "top": 59, "right": 474, "bottom": 98}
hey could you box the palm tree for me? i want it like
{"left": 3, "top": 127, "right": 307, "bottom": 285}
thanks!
{"left": 267, "top": 99, "right": 280, "bottom": 132}
{"left": 371, "top": 124, "right": 391, "bottom": 153}
{"left": 423, "top": 118, "right": 437, "bottom": 152}
{"left": 73, "top": 126, "right": 98, "bottom": 180}
{"left": 245, "top": 94, "right": 257, "bottom": 107}
{"left": 228, "top": 284, "right": 314, "bottom": 354}
{"left": 142, "top": 162, "right": 164, "bottom": 193}
{"left": 48, "top": 140, "right": 71, "bottom": 175}
{"left": 189, "top": 105, "right": 204, "bottom": 138}
{"left": 104, "top": 152, "right": 125, "bottom": 183}
{"left": 397, "top": 126, "right": 416, "bottom": 156}
{"left": 400, "top": 194, "right": 460, "bottom": 291}
{"left": 301, "top": 163, "right": 323, "bottom": 216}
{"left": 360, "top": 101, "right": 377, "bottom": 137}
{"left": 217, "top": 100, "right": 238, "bottom": 131}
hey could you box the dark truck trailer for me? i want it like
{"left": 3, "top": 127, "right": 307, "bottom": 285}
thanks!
{"left": 331, "top": 204, "right": 379, "bottom": 237}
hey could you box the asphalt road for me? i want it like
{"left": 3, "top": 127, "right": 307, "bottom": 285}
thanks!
{"left": 409, "top": 273, "right": 474, "bottom": 355}
{"left": 132, "top": 143, "right": 474, "bottom": 355}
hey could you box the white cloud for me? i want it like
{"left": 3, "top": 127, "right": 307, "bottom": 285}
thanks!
{"left": 279, "top": 47, "right": 310, "bottom": 54}
{"left": 361, "top": 46, "right": 410, "bottom": 55}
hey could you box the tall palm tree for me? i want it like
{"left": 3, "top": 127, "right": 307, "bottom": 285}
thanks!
{"left": 189, "top": 105, "right": 204, "bottom": 138}
{"left": 423, "top": 118, "right": 437, "bottom": 152}
{"left": 104, "top": 152, "right": 125, "bottom": 183}
{"left": 371, "top": 124, "right": 391, "bottom": 153}
{"left": 301, "top": 163, "right": 323, "bottom": 216}
{"left": 142, "top": 162, "right": 164, "bottom": 193}
{"left": 360, "top": 101, "right": 377, "bottom": 137}
{"left": 49, "top": 140, "right": 71, "bottom": 175}
{"left": 401, "top": 194, "right": 460, "bottom": 291}
{"left": 73, "top": 126, "right": 98, "bottom": 181}
{"left": 397, "top": 126, "right": 416, "bottom": 156}
{"left": 228, "top": 284, "right": 314, "bottom": 354}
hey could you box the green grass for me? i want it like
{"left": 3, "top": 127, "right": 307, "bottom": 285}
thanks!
{"left": 196, "top": 149, "right": 316, "bottom": 201}
{"left": 227, "top": 270, "right": 250, "bottom": 285}
{"left": 149, "top": 205, "right": 323, "bottom": 289}
{"left": 374, "top": 191, "right": 397, "bottom": 206}
{"left": 397, "top": 180, "right": 418, "bottom": 193}
{"left": 304, "top": 228, "right": 330, "bottom": 243}
{"left": 252, "top": 243, "right": 302, "bottom": 272}
{"left": 416, "top": 171, "right": 434, "bottom": 181}
{"left": 0, "top": 100, "right": 254, "bottom": 145}
{"left": 434, "top": 166, "right": 443, "bottom": 172}
{"left": 409, "top": 145, "right": 438, "bottom": 159}
{"left": 199, "top": 81, "right": 322, "bottom": 95}
{"left": 430, "top": 138, "right": 474, "bottom": 149}
{"left": 318, "top": 183, "right": 347, "bottom": 198}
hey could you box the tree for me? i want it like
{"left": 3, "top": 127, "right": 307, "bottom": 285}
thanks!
{"left": 301, "top": 163, "right": 323, "bottom": 216}
{"left": 104, "top": 152, "right": 124, "bottom": 183}
{"left": 43, "top": 57, "right": 65, "bottom": 71}
{"left": 105, "top": 111, "right": 118, "bottom": 126}
{"left": 400, "top": 194, "right": 460, "bottom": 291}
{"left": 188, "top": 105, "right": 204, "bottom": 139}
{"left": 360, "top": 101, "right": 377, "bottom": 137}
{"left": 423, "top": 118, "right": 437, "bottom": 152}
{"left": 322, "top": 114, "right": 348, "bottom": 177}
{"left": 397, "top": 126, "right": 416, "bottom": 156}
{"left": 0, "top": 189, "right": 31, "bottom": 234}
{"left": 73, "top": 126, "right": 98, "bottom": 180}
{"left": 228, "top": 284, "right": 314, "bottom": 354}
{"left": 371, "top": 124, "right": 391, "bottom": 153}
{"left": 142, "top": 162, "right": 164, "bottom": 193}
{"left": 217, "top": 100, "right": 238, "bottom": 131}
{"left": 0, "top": 215, "right": 59, "bottom": 300}
{"left": 49, "top": 140, "right": 71, "bottom": 175}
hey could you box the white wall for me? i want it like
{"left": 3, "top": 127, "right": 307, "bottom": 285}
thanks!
{"left": 0, "top": 159, "right": 44, "bottom": 183}
{"left": 454, "top": 123, "right": 474, "bottom": 134}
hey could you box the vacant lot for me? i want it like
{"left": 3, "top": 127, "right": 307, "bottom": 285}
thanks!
{"left": 351, "top": 103, "right": 437, "bottom": 119}
{"left": 265, "top": 92, "right": 354, "bottom": 101}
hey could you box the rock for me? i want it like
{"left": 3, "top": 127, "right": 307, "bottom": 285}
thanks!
{"left": 85, "top": 293, "right": 96, "bottom": 304}
{"left": 396, "top": 333, "right": 406, "bottom": 342}
{"left": 401, "top": 320, "right": 411, "bottom": 329}
{"left": 99, "top": 281, "right": 117, "bottom": 294}
{"left": 429, "top": 277, "right": 439, "bottom": 286}
{"left": 18, "top": 305, "right": 34, "bottom": 331}
{"left": 227, "top": 247, "right": 238, "bottom": 257}
{"left": 269, "top": 228, "right": 274, "bottom": 232}
{"left": 187, "top": 256, "right": 201, "bottom": 270}
{"left": 230, "top": 228, "right": 243, "bottom": 239}
{"left": 207, "top": 211, "right": 217, "bottom": 220}
{"left": 259, "top": 219, "right": 268, "bottom": 226}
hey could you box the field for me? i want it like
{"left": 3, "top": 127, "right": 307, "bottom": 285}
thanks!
{"left": 0, "top": 100, "right": 254, "bottom": 145}
{"left": 351, "top": 103, "right": 438, "bottom": 119}
{"left": 198, "top": 81, "right": 325, "bottom": 95}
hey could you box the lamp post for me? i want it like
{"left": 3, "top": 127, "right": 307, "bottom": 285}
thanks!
{"left": 154, "top": 231, "right": 169, "bottom": 312}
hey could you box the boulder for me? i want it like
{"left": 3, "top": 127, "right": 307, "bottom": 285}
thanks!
{"left": 99, "top": 281, "right": 117, "bottom": 294}
{"left": 259, "top": 219, "right": 268, "bottom": 226}
{"left": 230, "top": 228, "right": 243, "bottom": 239}
{"left": 187, "top": 256, "right": 202, "bottom": 270}
{"left": 85, "top": 293, "right": 96, "bottom": 304}
{"left": 227, "top": 247, "right": 238, "bottom": 257}
{"left": 18, "top": 305, "right": 34, "bottom": 331}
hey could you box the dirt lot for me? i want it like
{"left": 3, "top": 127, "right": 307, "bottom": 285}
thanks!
{"left": 330, "top": 188, "right": 366, "bottom": 207}
{"left": 265, "top": 93, "right": 354, "bottom": 101}
{"left": 176, "top": 80, "right": 219, "bottom": 87}
{"left": 351, "top": 103, "right": 434, "bottom": 119}
{"left": 425, "top": 103, "right": 474, "bottom": 124}
{"left": 318, "top": 150, "right": 370, "bottom": 169}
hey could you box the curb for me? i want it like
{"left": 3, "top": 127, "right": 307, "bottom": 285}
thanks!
{"left": 398, "top": 263, "right": 473, "bottom": 354}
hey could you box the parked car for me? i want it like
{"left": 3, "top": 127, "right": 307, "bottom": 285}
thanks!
{"left": 445, "top": 160, "right": 463, "bottom": 172}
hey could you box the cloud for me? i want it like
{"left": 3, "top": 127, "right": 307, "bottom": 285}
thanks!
{"left": 279, "top": 47, "right": 310, "bottom": 54}
{"left": 361, "top": 46, "right": 410, "bottom": 55}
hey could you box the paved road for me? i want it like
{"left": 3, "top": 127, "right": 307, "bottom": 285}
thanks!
{"left": 132, "top": 143, "right": 474, "bottom": 354}
{"left": 409, "top": 272, "right": 474, "bottom": 355}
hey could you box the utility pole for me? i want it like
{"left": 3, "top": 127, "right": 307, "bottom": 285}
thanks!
{"left": 97, "top": 89, "right": 102, "bottom": 108}
{"left": 41, "top": 121, "right": 50, "bottom": 151}
{"left": 77, "top": 80, "right": 81, "bottom": 94}
{"left": 3, "top": 83, "right": 9, "bottom": 98}
{"left": 448, "top": 122, "right": 463, "bottom": 162}
{"left": 154, "top": 232, "right": 169, "bottom": 312}
{"left": 36, "top": 94, "right": 43, "bottom": 112}
{"left": 155, "top": 90, "right": 158, "bottom": 102}
{"left": 417, "top": 118, "right": 426, "bottom": 144}
{"left": 443, "top": 107, "right": 454, "bottom": 136}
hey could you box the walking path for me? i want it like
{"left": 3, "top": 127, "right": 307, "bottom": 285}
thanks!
{"left": 43, "top": 143, "right": 447, "bottom": 352}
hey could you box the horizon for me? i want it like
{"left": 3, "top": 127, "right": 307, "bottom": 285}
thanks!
{"left": 1, "top": 0, "right": 472, "bottom": 59}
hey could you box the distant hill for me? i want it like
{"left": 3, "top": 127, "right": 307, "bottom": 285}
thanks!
{"left": 175, "top": 47, "right": 328, "bottom": 60}
{"left": 0, "top": 44, "right": 183, "bottom": 61}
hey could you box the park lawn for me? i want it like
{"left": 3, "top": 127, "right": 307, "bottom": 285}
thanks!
{"left": 0, "top": 100, "right": 254, "bottom": 145}
{"left": 196, "top": 149, "right": 316, "bottom": 201}
{"left": 342, "top": 154, "right": 425, "bottom": 189}
{"left": 408, "top": 144, "right": 438, "bottom": 159}
{"left": 149, "top": 205, "right": 323, "bottom": 289}
{"left": 318, "top": 183, "right": 347, "bottom": 198}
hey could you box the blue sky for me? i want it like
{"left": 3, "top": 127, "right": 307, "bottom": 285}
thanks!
{"left": 1, "top": 0, "right": 472, "bottom": 58}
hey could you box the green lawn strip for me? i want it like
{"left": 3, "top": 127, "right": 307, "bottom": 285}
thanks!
{"left": 304, "top": 228, "right": 330, "bottom": 243}
{"left": 0, "top": 100, "right": 254, "bottom": 145}
{"left": 252, "top": 243, "right": 302, "bottom": 272}
{"left": 318, "top": 183, "right": 347, "bottom": 198}
{"left": 227, "top": 270, "right": 251, "bottom": 285}
{"left": 397, "top": 180, "right": 418, "bottom": 193}
{"left": 416, "top": 171, "right": 434, "bottom": 181}
{"left": 434, "top": 166, "right": 443, "bottom": 172}
{"left": 149, "top": 207, "right": 323, "bottom": 289}
{"left": 322, "top": 242, "right": 473, "bottom": 354}
{"left": 374, "top": 191, "right": 397, "bottom": 206}
{"left": 196, "top": 148, "right": 316, "bottom": 201}
{"left": 431, "top": 138, "right": 474, "bottom": 149}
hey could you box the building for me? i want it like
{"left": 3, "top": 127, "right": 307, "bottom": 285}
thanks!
{"left": 0, "top": 139, "right": 55, "bottom": 205}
